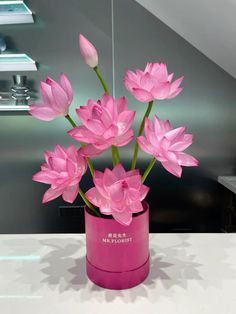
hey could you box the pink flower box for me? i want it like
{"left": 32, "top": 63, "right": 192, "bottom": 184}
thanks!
{"left": 85, "top": 202, "right": 149, "bottom": 289}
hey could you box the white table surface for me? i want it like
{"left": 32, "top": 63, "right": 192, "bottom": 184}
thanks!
{"left": 0, "top": 233, "right": 236, "bottom": 314}
{"left": 218, "top": 176, "right": 236, "bottom": 194}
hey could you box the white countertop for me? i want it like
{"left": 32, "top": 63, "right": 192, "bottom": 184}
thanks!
{"left": 0, "top": 233, "right": 236, "bottom": 314}
{"left": 218, "top": 176, "right": 236, "bottom": 194}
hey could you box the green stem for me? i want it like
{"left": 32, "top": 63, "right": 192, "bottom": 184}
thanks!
{"left": 93, "top": 66, "right": 121, "bottom": 166}
{"left": 78, "top": 188, "right": 101, "bottom": 217}
{"left": 131, "top": 101, "right": 153, "bottom": 170}
{"left": 112, "top": 145, "right": 120, "bottom": 166}
{"left": 65, "top": 114, "right": 94, "bottom": 177}
{"left": 65, "top": 117, "right": 97, "bottom": 213}
{"left": 65, "top": 114, "right": 77, "bottom": 128}
{"left": 86, "top": 158, "right": 94, "bottom": 176}
{"left": 142, "top": 157, "right": 156, "bottom": 183}
{"left": 93, "top": 66, "right": 110, "bottom": 95}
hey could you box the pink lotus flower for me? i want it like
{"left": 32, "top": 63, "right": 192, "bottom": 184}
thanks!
{"left": 124, "top": 62, "right": 184, "bottom": 102}
{"left": 85, "top": 164, "right": 149, "bottom": 225}
{"left": 137, "top": 116, "right": 199, "bottom": 177}
{"left": 33, "top": 144, "right": 87, "bottom": 203}
{"left": 79, "top": 34, "right": 98, "bottom": 68}
{"left": 68, "top": 94, "right": 135, "bottom": 157}
{"left": 29, "top": 73, "right": 73, "bottom": 121}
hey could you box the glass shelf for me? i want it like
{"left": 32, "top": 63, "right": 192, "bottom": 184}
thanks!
{"left": 0, "top": 104, "right": 29, "bottom": 111}
{"left": 0, "top": 93, "right": 35, "bottom": 115}
{"left": 0, "top": 54, "right": 37, "bottom": 71}
{"left": 0, "top": 104, "right": 30, "bottom": 115}
{"left": 0, "top": 1, "right": 34, "bottom": 25}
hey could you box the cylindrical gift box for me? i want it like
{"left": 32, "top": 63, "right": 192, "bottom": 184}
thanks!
{"left": 84, "top": 202, "right": 149, "bottom": 289}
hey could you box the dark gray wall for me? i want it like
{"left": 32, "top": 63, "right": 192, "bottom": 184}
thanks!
{"left": 113, "top": 0, "right": 236, "bottom": 232}
{"left": 0, "top": 0, "right": 235, "bottom": 233}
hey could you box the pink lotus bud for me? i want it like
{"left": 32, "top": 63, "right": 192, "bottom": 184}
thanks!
{"left": 79, "top": 34, "right": 98, "bottom": 68}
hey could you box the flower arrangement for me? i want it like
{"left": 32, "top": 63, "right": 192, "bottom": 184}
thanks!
{"left": 30, "top": 34, "right": 198, "bottom": 226}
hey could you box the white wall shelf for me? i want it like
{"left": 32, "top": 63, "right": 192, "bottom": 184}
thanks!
{"left": 0, "top": 0, "right": 34, "bottom": 25}
{"left": 0, "top": 54, "right": 37, "bottom": 71}
{"left": 0, "top": 104, "right": 29, "bottom": 111}
{"left": 0, "top": 104, "right": 30, "bottom": 115}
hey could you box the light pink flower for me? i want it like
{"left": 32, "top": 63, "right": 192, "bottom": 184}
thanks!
{"left": 68, "top": 94, "right": 135, "bottom": 157}
{"left": 29, "top": 73, "right": 73, "bottom": 121}
{"left": 79, "top": 34, "right": 98, "bottom": 68}
{"left": 124, "top": 62, "right": 184, "bottom": 102}
{"left": 33, "top": 144, "right": 87, "bottom": 203}
{"left": 137, "top": 116, "right": 199, "bottom": 177}
{"left": 85, "top": 164, "right": 149, "bottom": 226}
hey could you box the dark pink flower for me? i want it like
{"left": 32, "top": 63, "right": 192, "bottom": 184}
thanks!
{"left": 29, "top": 73, "right": 73, "bottom": 121}
{"left": 33, "top": 145, "right": 87, "bottom": 203}
{"left": 124, "top": 62, "right": 184, "bottom": 102}
{"left": 137, "top": 116, "right": 199, "bottom": 177}
{"left": 68, "top": 94, "right": 135, "bottom": 156}
{"left": 85, "top": 164, "right": 149, "bottom": 226}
